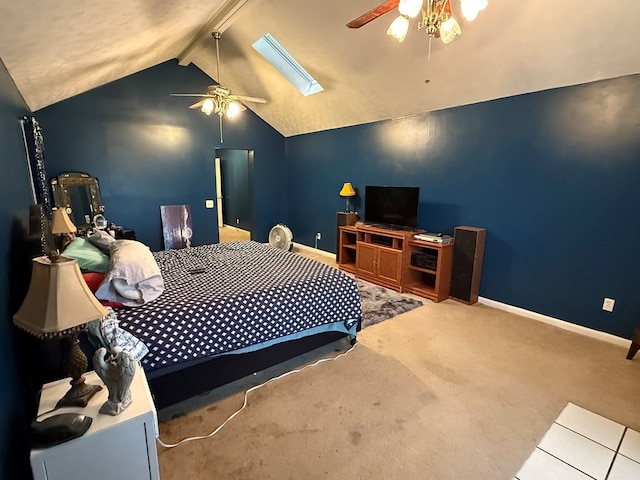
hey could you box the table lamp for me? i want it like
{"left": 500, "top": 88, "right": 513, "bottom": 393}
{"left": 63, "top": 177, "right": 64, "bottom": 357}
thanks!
{"left": 339, "top": 182, "right": 356, "bottom": 212}
{"left": 50, "top": 207, "right": 77, "bottom": 255}
{"left": 13, "top": 255, "right": 108, "bottom": 408}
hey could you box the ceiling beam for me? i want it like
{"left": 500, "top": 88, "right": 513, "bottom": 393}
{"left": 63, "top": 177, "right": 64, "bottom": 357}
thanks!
{"left": 177, "top": 0, "right": 249, "bottom": 66}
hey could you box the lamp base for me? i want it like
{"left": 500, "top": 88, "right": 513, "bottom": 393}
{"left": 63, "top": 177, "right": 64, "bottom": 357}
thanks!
{"left": 56, "top": 376, "right": 102, "bottom": 408}
{"left": 57, "top": 333, "right": 102, "bottom": 408}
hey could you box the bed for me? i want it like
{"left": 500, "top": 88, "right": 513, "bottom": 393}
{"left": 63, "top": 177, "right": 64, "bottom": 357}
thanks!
{"left": 78, "top": 240, "right": 362, "bottom": 408}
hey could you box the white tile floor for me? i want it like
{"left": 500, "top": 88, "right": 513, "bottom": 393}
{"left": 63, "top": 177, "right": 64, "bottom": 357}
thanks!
{"left": 515, "top": 403, "right": 640, "bottom": 480}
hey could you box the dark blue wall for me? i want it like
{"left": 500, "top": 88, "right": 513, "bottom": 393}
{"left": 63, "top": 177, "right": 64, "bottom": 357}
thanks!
{"left": 37, "top": 60, "right": 286, "bottom": 251}
{"left": 286, "top": 75, "right": 640, "bottom": 339}
{"left": 0, "top": 59, "right": 35, "bottom": 479}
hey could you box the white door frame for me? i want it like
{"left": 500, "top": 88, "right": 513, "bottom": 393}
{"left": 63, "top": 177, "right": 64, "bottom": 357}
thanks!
{"left": 214, "top": 157, "right": 224, "bottom": 228}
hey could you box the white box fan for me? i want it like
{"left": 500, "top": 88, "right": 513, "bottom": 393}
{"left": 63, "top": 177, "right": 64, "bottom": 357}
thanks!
{"left": 269, "top": 224, "right": 294, "bottom": 251}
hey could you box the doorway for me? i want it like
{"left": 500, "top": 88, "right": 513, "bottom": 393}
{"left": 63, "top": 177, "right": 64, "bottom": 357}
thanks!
{"left": 215, "top": 149, "right": 254, "bottom": 243}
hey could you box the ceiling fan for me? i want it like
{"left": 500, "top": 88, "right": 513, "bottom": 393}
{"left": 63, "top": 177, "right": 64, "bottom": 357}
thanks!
{"left": 347, "top": 0, "right": 487, "bottom": 55}
{"left": 171, "top": 31, "right": 267, "bottom": 142}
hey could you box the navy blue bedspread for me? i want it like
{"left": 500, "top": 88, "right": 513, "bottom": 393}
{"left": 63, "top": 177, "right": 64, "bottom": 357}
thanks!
{"left": 116, "top": 241, "right": 361, "bottom": 372}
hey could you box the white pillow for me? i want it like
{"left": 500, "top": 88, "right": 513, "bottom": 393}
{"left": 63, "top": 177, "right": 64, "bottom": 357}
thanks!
{"left": 112, "top": 278, "right": 143, "bottom": 301}
{"left": 94, "top": 240, "right": 164, "bottom": 306}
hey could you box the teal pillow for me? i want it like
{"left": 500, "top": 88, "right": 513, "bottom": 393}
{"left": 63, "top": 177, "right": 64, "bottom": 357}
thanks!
{"left": 62, "top": 237, "right": 110, "bottom": 273}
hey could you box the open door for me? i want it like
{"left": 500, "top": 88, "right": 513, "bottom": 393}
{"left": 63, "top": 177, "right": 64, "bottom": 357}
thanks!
{"left": 215, "top": 149, "right": 253, "bottom": 243}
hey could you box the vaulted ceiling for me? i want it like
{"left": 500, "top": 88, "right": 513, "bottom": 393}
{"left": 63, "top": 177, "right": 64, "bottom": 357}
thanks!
{"left": 1, "top": 0, "right": 639, "bottom": 137}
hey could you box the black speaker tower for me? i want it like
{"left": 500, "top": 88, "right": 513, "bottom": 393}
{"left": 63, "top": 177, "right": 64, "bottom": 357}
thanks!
{"left": 450, "top": 226, "right": 486, "bottom": 304}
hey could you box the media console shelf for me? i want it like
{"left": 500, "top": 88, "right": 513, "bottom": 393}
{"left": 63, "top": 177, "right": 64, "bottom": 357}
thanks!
{"left": 338, "top": 226, "right": 358, "bottom": 274}
{"left": 339, "top": 223, "right": 453, "bottom": 302}
{"left": 403, "top": 239, "right": 453, "bottom": 303}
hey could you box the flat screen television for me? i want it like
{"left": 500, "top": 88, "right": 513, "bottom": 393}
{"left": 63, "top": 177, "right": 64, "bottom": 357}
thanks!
{"left": 364, "top": 186, "right": 420, "bottom": 229}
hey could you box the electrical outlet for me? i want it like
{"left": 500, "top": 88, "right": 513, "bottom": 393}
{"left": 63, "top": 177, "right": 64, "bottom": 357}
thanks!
{"left": 315, "top": 232, "right": 321, "bottom": 240}
{"left": 602, "top": 298, "right": 615, "bottom": 312}
{"left": 205, "top": 199, "right": 214, "bottom": 209}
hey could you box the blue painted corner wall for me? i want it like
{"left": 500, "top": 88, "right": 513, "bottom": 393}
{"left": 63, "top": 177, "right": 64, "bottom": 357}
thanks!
{"left": 36, "top": 60, "right": 287, "bottom": 251}
{"left": 0, "top": 59, "right": 35, "bottom": 480}
{"left": 285, "top": 75, "right": 640, "bottom": 339}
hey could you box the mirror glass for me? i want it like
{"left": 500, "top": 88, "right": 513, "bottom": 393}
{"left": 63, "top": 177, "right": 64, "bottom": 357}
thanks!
{"left": 51, "top": 172, "right": 104, "bottom": 227}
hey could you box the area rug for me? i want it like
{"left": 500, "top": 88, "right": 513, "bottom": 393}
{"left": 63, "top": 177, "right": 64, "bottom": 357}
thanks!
{"left": 356, "top": 278, "right": 423, "bottom": 329}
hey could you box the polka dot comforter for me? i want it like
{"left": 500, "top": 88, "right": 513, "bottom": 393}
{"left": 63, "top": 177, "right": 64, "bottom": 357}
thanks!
{"left": 116, "top": 241, "right": 361, "bottom": 373}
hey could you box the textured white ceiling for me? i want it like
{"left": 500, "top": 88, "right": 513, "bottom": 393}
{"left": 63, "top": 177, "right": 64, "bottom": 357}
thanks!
{"left": 1, "top": 0, "right": 639, "bottom": 137}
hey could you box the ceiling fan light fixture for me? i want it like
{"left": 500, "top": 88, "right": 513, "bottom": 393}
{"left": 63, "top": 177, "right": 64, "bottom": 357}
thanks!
{"left": 387, "top": 15, "right": 410, "bottom": 42}
{"left": 399, "top": 0, "right": 423, "bottom": 18}
{"left": 460, "top": 0, "right": 487, "bottom": 21}
{"left": 172, "top": 31, "right": 266, "bottom": 143}
{"left": 226, "top": 101, "right": 241, "bottom": 118}
{"left": 201, "top": 98, "right": 214, "bottom": 116}
{"left": 348, "top": 0, "right": 488, "bottom": 51}
{"left": 442, "top": 14, "right": 460, "bottom": 32}
{"left": 439, "top": 17, "right": 461, "bottom": 43}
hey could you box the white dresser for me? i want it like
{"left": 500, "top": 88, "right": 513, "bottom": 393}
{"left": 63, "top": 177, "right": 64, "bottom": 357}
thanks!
{"left": 30, "top": 367, "right": 160, "bottom": 480}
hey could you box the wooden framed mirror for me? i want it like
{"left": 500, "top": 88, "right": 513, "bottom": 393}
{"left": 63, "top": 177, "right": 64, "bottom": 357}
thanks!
{"left": 51, "top": 172, "right": 104, "bottom": 227}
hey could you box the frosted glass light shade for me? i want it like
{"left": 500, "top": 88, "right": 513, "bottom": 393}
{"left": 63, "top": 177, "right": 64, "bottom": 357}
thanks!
{"left": 226, "top": 102, "right": 241, "bottom": 118}
{"left": 440, "top": 17, "right": 461, "bottom": 43}
{"left": 460, "top": 0, "right": 488, "bottom": 21}
{"left": 387, "top": 15, "right": 410, "bottom": 42}
{"left": 399, "top": 0, "right": 423, "bottom": 18}
{"left": 201, "top": 98, "right": 214, "bottom": 116}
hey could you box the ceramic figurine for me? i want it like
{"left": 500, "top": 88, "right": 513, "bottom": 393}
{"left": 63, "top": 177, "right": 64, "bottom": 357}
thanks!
{"left": 93, "top": 346, "right": 136, "bottom": 415}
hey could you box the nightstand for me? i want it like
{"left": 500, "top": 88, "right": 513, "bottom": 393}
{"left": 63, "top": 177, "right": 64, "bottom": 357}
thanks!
{"left": 30, "top": 367, "right": 160, "bottom": 480}
{"left": 114, "top": 228, "right": 136, "bottom": 240}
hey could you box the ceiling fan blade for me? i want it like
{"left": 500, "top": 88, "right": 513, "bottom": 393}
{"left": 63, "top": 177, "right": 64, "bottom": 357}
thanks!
{"left": 188, "top": 100, "right": 205, "bottom": 109}
{"left": 235, "top": 95, "right": 267, "bottom": 104}
{"left": 170, "top": 93, "right": 209, "bottom": 97}
{"left": 346, "top": 0, "right": 399, "bottom": 28}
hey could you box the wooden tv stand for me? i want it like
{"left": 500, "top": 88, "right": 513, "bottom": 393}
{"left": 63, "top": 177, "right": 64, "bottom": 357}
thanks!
{"left": 338, "top": 223, "right": 453, "bottom": 302}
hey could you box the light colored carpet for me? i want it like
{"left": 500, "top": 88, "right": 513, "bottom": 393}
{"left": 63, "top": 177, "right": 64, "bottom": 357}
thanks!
{"left": 156, "top": 294, "right": 640, "bottom": 479}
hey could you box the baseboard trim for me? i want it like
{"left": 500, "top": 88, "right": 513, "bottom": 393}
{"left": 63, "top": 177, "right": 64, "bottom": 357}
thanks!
{"left": 293, "top": 243, "right": 335, "bottom": 259}
{"left": 478, "top": 297, "right": 630, "bottom": 348}
{"left": 290, "top": 245, "right": 631, "bottom": 349}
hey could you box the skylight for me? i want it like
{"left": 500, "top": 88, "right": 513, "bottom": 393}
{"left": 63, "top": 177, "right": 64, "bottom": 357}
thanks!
{"left": 252, "top": 33, "right": 323, "bottom": 96}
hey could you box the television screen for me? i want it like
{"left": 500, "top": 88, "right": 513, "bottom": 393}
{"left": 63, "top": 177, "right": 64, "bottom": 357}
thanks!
{"left": 364, "top": 186, "right": 420, "bottom": 229}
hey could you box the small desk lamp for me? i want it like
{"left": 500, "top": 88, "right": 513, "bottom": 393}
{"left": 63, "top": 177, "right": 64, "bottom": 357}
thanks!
{"left": 339, "top": 182, "right": 356, "bottom": 212}
{"left": 13, "top": 255, "right": 108, "bottom": 408}
{"left": 50, "top": 207, "right": 77, "bottom": 255}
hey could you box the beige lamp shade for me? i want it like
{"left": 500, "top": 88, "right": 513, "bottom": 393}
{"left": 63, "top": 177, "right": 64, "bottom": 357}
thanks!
{"left": 13, "top": 256, "right": 108, "bottom": 338}
{"left": 339, "top": 182, "right": 356, "bottom": 197}
{"left": 50, "top": 208, "right": 77, "bottom": 235}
